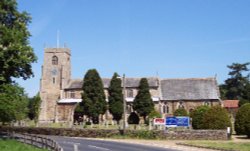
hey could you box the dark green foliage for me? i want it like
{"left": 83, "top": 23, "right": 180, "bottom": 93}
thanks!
{"left": 108, "top": 73, "right": 123, "bottom": 123}
{"left": 219, "top": 84, "right": 228, "bottom": 100}
{"left": 190, "top": 106, "right": 210, "bottom": 129}
{"left": 81, "top": 69, "right": 106, "bottom": 124}
{"left": 220, "top": 62, "right": 250, "bottom": 107}
{"left": 128, "top": 112, "right": 139, "bottom": 124}
{"left": 0, "top": 84, "right": 28, "bottom": 123}
{"left": 173, "top": 108, "right": 188, "bottom": 116}
{"left": 28, "top": 93, "right": 41, "bottom": 123}
{"left": 148, "top": 109, "right": 161, "bottom": 119}
{"left": 133, "top": 78, "right": 154, "bottom": 122}
{"left": 0, "top": 0, "right": 37, "bottom": 84}
{"left": 235, "top": 103, "right": 250, "bottom": 137}
{"left": 203, "top": 106, "right": 231, "bottom": 129}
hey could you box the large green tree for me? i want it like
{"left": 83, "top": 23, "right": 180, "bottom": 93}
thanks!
{"left": 28, "top": 93, "right": 41, "bottom": 124}
{"left": 108, "top": 73, "right": 123, "bottom": 124}
{"left": 224, "top": 63, "right": 250, "bottom": 100}
{"left": 0, "top": 83, "right": 28, "bottom": 124}
{"left": 235, "top": 103, "right": 250, "bottom": 137}
{"left": 0, "top": 0, "right": 37, "bottom": 84}
{"left": 81, "top": 69, "right": 106, "bottom": 124}
{"left": 133, "top": 78, "right": 154, "bottom": 123}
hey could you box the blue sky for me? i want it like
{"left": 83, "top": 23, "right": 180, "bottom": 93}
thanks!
{"left": 17, "top": 0, "right": 250, "bottom": 97}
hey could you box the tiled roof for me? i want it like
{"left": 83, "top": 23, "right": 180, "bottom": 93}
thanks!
{"left": 223, "top": 100, "right": 239, "bottom": 108}
{"left": 160, "top": 78, "right": 220, "bottom": 100}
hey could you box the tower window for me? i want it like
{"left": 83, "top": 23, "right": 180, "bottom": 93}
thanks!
{"left": 53, "top": 77, "right": 56, "bottom": 84}
{"left": 52, "top": 56, "right": 58, "bottom": 65}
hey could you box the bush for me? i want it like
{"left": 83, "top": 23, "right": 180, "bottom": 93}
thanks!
{"left": 190, "top": 106, "right": 210, "bottom": 129}
{"left": 174, "top": 108, "right": 188, "bottom": 116}
{"left": 235, "top": 103, "right": 250, "bottom": 137}
{"left": 128, "top": 112, "right": 139, "bottom": 124}
{"left": 203, "top": 105, "right": 231, "bottom": 129}
{"left": 148, "top": 109, "right": 161, "bottom": 119}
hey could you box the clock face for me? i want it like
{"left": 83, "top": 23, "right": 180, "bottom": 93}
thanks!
{"left": 51, "top": 69, "right": 57, "bottom": 76}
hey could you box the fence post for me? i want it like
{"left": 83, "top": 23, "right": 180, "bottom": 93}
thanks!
{"left": 73, "top": 144, "right": 78, "bottom": 151}
{"left": 24, "top": 133, "right": 26, "bottom": 144}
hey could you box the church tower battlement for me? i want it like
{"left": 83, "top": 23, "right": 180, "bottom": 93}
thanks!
{"left": 39, "top": 47, "right": 71, "bottom": 123}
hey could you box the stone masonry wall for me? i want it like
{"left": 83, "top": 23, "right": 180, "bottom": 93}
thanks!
{"left": 1, "top": 127, "right": 228, "bottom": 140}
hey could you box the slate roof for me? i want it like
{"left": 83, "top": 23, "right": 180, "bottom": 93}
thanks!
{"left": 65, "top": 77, "right": 220, "bottom": 101}
{"left": 65, "top": 77, "right": 159, "bottom": 89}
{"left": 160, "top": 78, "right": 220, "bottom": 100}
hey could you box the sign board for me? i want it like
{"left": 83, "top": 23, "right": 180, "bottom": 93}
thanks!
{"left": 166, "top": 117, "right": 177, "bottom": 127}
{"left": 176, "top": 116, "right": 190, "bottom": 127}
{"left": 166, "top": 116, "right": 190, "bottom": 127}
{"left": 153, "top": 118, "right": 165, "bottom": 125}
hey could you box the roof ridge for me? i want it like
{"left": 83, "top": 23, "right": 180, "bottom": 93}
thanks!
{"left": 161, "top": 77, "right": 215, "bottom": 80}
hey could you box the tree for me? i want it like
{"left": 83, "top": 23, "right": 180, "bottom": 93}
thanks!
{"left": 203, "top": 105, "right": 231, "bottom": 129}
{"left": 0, "top": 83, "right": 28, "bottom": 124}
{"left": 235, "top": 103, "right": 250, "bottom": 137}
{"left": 133, "top": 78, "right": 154, "bottom": 123}
{"left": 28, "top": 93, "right": 41, "bottom": 124}
{"left": 0, "top": 0, "right": 37, "bottom": 84}
{"left": 173, "top": 108, "right": 188, "bottom": 116}
{"left": 190, "top": 105, "right": 210, "bottom": 129}
{"left": 128, "top": 112, "right": 140, "bottom": 124}
{"left": 81, "top": 69, "right": 106, "bottom": 124}
{"left": 108, "top": 73, "right": 123, "bottom": 124}
{"left": 224, "top": 63, "right": 250, "bottom": 100}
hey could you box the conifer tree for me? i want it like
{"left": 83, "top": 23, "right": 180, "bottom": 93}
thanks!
{"left": 81, "top": 69, "right": 106, "bottom": 124}
{"left": 108, "top": 73, "right": 123, "bottom": 124}
{"left": 225, "top": 63, "right": 249, "bottom": 100}
{"left": 133, "top": 78, "right": 154, "bottom": 123}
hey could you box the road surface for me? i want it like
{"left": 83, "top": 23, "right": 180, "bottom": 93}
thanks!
{"left": 51, "top": 136, "right": 180, "bottom": 151}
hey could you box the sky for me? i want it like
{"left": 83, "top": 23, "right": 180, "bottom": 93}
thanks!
{"left": 17, "top": 0, "right": 250, "bottom": 97}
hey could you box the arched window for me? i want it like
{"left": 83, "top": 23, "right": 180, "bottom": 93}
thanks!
{"left": 52, "top": 56, "right": 58, "bottom": 65}
{"left": 178, "top": 101, "right": 185, "bottom": 109}
{"left": 127, "top": 89, "right": 133, "bottom": 97}
{"left": 162, "top": 102, "right": 169, "bottom": 114}
{"left": 204, "top": 100, "right": 210, "bottom": 106}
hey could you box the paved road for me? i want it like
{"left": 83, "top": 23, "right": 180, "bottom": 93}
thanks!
{"left": 51, "top": 136, "right": 180, "bottom": 151}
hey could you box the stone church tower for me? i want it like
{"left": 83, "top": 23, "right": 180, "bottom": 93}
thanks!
{"left": 39, "top": 47, "right": 71, "bottom": 123}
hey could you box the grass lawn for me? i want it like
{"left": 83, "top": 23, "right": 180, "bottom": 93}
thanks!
{"left": 184, "top": 141, "right": 250, "bottom": 151}
{"left": 0, "top": 139, "right": 47, "bottom": 151}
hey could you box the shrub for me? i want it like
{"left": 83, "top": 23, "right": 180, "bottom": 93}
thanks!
{"left": 128, "top": 112, "right": 139, "bottom": 124}
{"left": 148, "top": 109, "right": 161, "bottom": 119}
{"left": 235, "top": 103, "right": 250, "bottom": 137}
{"left": 203, "top": 105, "right": 231, "bottom": 129}
{"left": 174, "top": 108, "right": 188, "bottom": 116}
{"left": 190, "top": 105, "right": 210, "bottom": 129}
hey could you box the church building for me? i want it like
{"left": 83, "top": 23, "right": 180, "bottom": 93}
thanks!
{"left": 38, "top": 47, "right": 221, "bottom": 124}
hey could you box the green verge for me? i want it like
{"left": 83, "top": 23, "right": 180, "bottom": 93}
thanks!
{"left": 0, "top": 139, "right": 47, "bottom": 151}
{"left": 184, "top": 141, "right": 250, "bottom": 151}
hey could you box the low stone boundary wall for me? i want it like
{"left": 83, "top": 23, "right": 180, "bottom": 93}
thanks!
{"left": 0, "top": 126, "right": 228, "bottom": 140}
